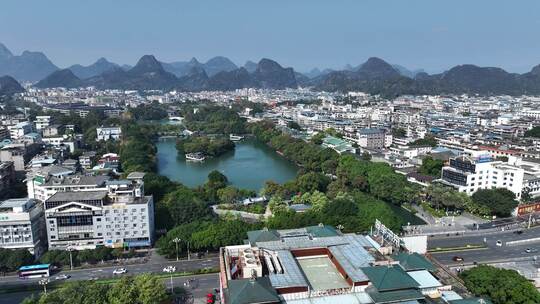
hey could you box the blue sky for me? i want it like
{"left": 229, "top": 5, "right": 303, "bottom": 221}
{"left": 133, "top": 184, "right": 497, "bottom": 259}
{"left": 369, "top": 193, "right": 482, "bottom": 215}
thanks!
{"left": 1, "top": 0, "right": 540, "bottom": 73}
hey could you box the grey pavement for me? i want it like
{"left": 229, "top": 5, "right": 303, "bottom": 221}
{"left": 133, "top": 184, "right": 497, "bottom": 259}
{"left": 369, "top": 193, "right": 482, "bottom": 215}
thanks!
{"left": 429, "top": 226, "right": 540, "bottom": 266}
{"left": 0, "top": 256, "right": 219, "bottom": 287}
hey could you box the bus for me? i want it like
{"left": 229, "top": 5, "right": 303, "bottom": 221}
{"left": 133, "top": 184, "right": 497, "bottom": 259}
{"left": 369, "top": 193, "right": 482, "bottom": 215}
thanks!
{"left": 18, "top": 264, "right": 52, "bottom": 279}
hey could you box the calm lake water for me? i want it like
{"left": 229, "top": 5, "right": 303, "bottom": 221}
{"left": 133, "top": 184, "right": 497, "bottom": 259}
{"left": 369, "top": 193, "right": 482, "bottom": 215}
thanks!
{"left": 156, "top": 139, "right": 299, "bottom": 190}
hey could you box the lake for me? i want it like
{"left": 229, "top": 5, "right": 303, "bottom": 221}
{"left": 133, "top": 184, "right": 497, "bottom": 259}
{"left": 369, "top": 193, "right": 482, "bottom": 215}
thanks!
{"left": 156, "top": 139, "right": 299, "bottom": 190}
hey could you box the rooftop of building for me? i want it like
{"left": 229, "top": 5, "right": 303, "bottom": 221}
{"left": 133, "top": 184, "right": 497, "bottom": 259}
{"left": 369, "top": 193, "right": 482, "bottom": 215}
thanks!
{"left": 42, "top": 174, "right": 110, "bottom": 187}
{"left": 0, "top": 198, "right": 36, "bottom": 212}
{"left": 46, "top": 190, "right": 108, "bottom": 202}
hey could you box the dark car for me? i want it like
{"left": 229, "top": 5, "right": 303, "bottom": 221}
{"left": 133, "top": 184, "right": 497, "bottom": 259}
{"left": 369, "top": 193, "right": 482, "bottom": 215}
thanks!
{"left": 452, "top": 256, "right": 464, "bottom": 262}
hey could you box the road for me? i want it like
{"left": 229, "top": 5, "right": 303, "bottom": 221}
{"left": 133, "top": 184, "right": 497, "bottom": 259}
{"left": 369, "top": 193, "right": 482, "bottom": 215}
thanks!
{"left": 0, "top": 273, "right": 219, "bottom": 304}
{"left": 0, "top": 256, "right": 219, "bottom": 287}
{"left": 429, "top": 226, "right": 540, "bottom": 266}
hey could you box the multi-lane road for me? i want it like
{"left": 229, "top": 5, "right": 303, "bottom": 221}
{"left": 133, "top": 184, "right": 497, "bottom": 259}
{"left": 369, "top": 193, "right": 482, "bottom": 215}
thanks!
{"left": 429, "top": 226, "right": 540, "bottom": 266}
{"left": 0, "top": 256, "right": 220, "bottom": 304}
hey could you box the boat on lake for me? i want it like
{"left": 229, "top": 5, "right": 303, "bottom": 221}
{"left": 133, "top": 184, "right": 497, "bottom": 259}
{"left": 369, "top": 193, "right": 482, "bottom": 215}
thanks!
{"left": 229, "top": 134, "right": 244, "bottom": 141}
{"left": 185, "top": 152, "right": 206, "bottom": 162}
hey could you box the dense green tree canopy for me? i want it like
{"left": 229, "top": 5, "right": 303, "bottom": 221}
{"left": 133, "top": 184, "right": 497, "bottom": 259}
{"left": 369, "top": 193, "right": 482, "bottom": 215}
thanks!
{"left": 472, "top": 188, "right": 518, "bottom": 217}
{"left": 460, "top": 265, "right": 540, "bottom": 304}
{"left": 419, "top": 156, "right": 444, "bottom": 177}
{"left": 28, "top": 274, "right": 169, "bottom": 304}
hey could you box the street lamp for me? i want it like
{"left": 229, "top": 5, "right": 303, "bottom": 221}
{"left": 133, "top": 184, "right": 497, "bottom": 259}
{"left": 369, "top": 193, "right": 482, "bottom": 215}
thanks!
{"left": 336, "top": 224, "right": 344, "bottom": 232}
{"left": 187, "top": 240, "right": 190, "bottom": 261}
{"left": 171, "top": 238, "right": 181, "bottom": 261}
{"left": 38, "top": 278, "right": 49, "bottom": 294}
{"left": 67, "top": 246, "right": 75, "bottom": 270}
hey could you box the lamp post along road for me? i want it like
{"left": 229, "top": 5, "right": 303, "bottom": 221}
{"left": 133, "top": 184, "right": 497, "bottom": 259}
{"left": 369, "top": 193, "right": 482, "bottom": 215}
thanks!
{"left": 67, "top": 246, "right": 75, "bottom": 270}
{"left": 172, "top": 238, "right": 181, "bottom": 262}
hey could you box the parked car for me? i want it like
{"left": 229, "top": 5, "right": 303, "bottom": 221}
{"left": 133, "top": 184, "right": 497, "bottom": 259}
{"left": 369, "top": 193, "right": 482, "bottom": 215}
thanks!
{"left": 163, "top": 266, "right": 176, "bottom": 273}
{"left": 525, "top": 248, "right": 538, "bottom": 253}
{"left": 496, "top": 240, "right": 503, "bottom": 247}
{"left": 55, "top": 274, "right": 70, "bottom": 280}
{"left": 113, "top": 268, "right": 127, "bottom": 275}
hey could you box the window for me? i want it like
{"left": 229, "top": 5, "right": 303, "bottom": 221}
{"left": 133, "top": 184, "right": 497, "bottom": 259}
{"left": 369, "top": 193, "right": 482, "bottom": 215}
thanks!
{"left": 49, "top": 220, "right": 54, "bottom": 224}
{"left": 133, "top": 224, "right": 137, "bottom": 227}
{"left": 97, "top": 218, "right": 102, "bottom": 222}
{"left": 97, "top": 233, "right": 102, "bottom": 236}
{"left": 51, "top": 236, "right": 56, "bottom": 239}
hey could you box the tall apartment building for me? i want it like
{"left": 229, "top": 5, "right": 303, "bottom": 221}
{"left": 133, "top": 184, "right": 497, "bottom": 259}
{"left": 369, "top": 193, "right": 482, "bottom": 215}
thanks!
{"left": 0, "top": 198, "right": 45, "bottom": 256}
{"left": 44, "top": 174, "right": 154, "bottom": 250}
{"left": 441, "top": 155, "right": 524, "bottom": 198}
{"left": 357, "top": 128, "right": 387, "bottom": 149}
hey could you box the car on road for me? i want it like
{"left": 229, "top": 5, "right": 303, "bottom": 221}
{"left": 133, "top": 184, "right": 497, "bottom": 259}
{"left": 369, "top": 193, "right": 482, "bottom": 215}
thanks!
{"left": 514, "top": 230, "right": 523, "bottom": 235}
{"left": 496, "top": 240, "right": 503, "bottom": 247}
{"left": 525, "top": 248, "right": 538, "bottom": 253}
{"left": 452, "top": 256, "right": 464, "bottom": 262}
{"left": 54, "top": 274, "right": 70, "bottom": 280}
{"left": 113, "top": 268, "right": 127, "bottom": 275}
{"left": 163, "top": 266, "right": 176, "bottom": 273}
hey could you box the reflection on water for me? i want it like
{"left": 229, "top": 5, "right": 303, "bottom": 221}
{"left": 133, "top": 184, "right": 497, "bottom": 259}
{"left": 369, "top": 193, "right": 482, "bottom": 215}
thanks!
{"left": 156, "top": 139, "right": 299, "bottom": 191}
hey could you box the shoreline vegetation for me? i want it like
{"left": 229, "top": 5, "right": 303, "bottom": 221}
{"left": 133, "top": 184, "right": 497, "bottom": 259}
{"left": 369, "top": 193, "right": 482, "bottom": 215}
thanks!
{"left": 175, "top": 135, "right": 235, "bottom": 159}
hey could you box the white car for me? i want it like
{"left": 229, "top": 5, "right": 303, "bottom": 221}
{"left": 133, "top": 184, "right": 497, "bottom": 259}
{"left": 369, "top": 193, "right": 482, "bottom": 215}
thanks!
{"left": 55, "top": 274, "right": 70, "bottom": 280}
{"left": 496, "top": 240, "right": 503, "bottom": 247}
{"left": 113, "top": 268, "right": 127, "bottom": 275}
{"left": 163, "top": 266, "right": 176, "bottom": 273}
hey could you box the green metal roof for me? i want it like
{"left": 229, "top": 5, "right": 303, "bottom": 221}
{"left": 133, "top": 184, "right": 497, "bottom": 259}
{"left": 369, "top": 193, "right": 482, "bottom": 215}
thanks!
{"left": 305, "top": 225, "right": 340, "bottom": 237}
{"left": 366, "top": 286, "right": 424, "bottom": 303}
{"left": 247, "top": 229, "right": 280, "bottom": 244}
{"left": 225, "top": 277, "right": 280, "bottom": 304}
{"left": 393, "top": 252, "right": 436, "bottom": 272}
{"left": 361, "top": 265, "right": 420, "bottom": 292}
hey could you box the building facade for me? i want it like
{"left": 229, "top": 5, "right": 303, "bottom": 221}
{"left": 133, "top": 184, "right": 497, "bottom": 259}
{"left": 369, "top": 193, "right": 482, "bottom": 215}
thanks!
{"left": 441, "top": 155, "right": 524, "bottom": 198}
{"left": 96, "top": 127, "right": 122, "bottom": 141}
{"left": 44, "top": 176, "right": 154, "bottom": 250}
{"left": 0, "top": 198, "right": 45, "bottom": 256}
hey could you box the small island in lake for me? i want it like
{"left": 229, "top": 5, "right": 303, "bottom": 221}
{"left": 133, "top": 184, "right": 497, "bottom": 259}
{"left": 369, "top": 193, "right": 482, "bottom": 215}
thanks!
{"left": 176, "top": 135, "right": 235, "bottom": 160}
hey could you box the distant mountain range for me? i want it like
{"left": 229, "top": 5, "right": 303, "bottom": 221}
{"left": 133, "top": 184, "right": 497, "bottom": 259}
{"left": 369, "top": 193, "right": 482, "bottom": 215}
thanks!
{"left": 316, "top": 57, "right": 540, "bottom": 97}
{"left": 35, "top": 55, "right": 298, "bottom": 91}
{"left": 0, "top": 43, "right": 58, "bottom": 82}
{"left": 0, "top": 75, "right": 24, "bottom": 96}
{"left": 4, "top": 42, "right": 540, "bottom": 96}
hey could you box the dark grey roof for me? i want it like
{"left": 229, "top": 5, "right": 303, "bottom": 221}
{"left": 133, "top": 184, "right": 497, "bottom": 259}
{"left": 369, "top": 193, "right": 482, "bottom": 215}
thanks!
{"left": 46, "top": 191, "right": 108, "bottom": 202}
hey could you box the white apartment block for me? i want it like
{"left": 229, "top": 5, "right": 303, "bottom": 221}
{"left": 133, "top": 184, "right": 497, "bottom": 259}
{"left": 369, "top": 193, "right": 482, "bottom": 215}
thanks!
{"left": 0, "top": 198, "right": 45, "bottom": 256}
{"left": 441, "top": 155, "right": 524, "bottom": 199}
{"left": 34, "top": 116, "right": 52, "bottom": 130}
{"left": 8, "top": 121, "right": 32, "bottom": 139}
{"left": 44, "top": 176, "right": 154, "bottom": 250}
{"left": 27, "top": 166, "right": 110, "bottom": 202}
{"left": 96, "top": 127, "right": 122, "bottom": 141}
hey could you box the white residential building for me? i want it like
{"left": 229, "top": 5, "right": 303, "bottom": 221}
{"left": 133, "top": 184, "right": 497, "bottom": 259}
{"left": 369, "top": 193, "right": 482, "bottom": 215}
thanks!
{"left": 44, "top": 175, "right": 154, "bottom": 250}
{"left": 441, "top": 155, "right": 524, "bottom": 199}
{"left": 96, "top": 127, "right": 122, "bottom": 141}
{"left": 34, "top": 116, "right": 52, "bottom": 130}
{"left": 0, "top": 198, "right": 45, "bottom": 256}
{"left": 8, "top": 121, "right": 32, "bottom": 139}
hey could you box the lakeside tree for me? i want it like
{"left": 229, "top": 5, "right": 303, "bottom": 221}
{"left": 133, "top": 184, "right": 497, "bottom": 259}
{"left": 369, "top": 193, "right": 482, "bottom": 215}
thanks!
{"left": 460, "top": 265, "right": 540, "bottom": 304}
